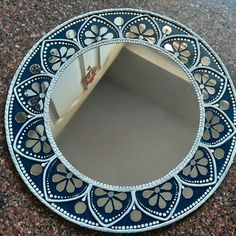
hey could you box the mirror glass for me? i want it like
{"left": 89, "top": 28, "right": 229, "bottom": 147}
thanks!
{"left": 49, "top": 43, "right": 199, "bottom": 186}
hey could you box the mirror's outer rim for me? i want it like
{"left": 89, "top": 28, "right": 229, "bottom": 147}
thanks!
{"left": 4, "top": 8, "right": 236, "bottom": 233}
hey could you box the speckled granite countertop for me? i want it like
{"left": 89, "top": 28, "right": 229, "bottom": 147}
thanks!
{"left": 0, "top": 0, "right": 235, "bottom": 235}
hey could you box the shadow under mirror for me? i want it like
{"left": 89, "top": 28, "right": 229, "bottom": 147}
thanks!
{"left": 49, "top": 43, "right": 200, "bottom": 186}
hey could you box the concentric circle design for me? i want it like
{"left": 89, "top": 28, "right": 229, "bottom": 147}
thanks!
{"left": 5, "top": 9, "right": 236, "bottom": 233}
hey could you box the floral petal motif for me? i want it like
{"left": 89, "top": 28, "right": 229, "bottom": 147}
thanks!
{"left": 78, "top": 16, "right": 119, "bottom": 48}
{"left": 161, "top": 36, "right": 199, "bottom": 68}
{"left": 202, "top": 107, "right": 235, "bottom": 147}
{"left": 135, "top": 178, "right": 180, "bottom": 220}
{"left": 89, "top": 187, "right": 133, "bottom": 226}
{"left": 122, "top": 15, "right": 160, "bottom": 44}
{"left": 41, "top": 39, "right": 79, "bottom": 75}
{"left": 14, "top": 75, "right": 51, "bottom": 115}
{"left": 44, "top": 158, "right": 88, "bottom": 202}
{"left": 13, "top": 118, "right": 54, "bottom": 161}
{"left": 178, "top": 147, "right": 217, "bottom": 186}
{"left": 193, "top": 68, "right": 227, "bottom": 103}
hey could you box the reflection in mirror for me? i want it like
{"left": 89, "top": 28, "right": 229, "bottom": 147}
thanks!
{"left": 49, "top": 43, "right": 199, "bottom": 186}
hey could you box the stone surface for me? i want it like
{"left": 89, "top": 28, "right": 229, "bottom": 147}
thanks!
{"left": 0, "top": 0, "right": 236, "bottom": 235}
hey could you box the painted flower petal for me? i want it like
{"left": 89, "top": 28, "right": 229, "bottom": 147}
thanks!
{"left": 72, "top": 178, "right": 83, "bottom": 188}
{"left": 211, "top": 128, "right": 220, "bottom": 139}
{"left": 59, "top": 46, "right": 67, "bottom": 57}
{"left": 160, "top": 191, "right": 172, "bottom": 201}
{"left": 95, "top": 188, "right": 107, "bottom": 196}
{"left": 25, "top": 139, "right": 38, "bottom": 148}
{"left": 36, "top": 124, "right": 44, "bottom": 136}
{"left": 56, "top": 179, "right": 67, "bottom": 192}
{"left": 145, "top": 36, "right": 156, "bottom": 43}
{"left": 197, "top": 157, "right": 208, "bottom": 166}
{"left": 190, "top": 166, "right": 198, "bottom": 178}
{"left": 85, "top": 30, "right": 96, "bottom": 38}
{"left": 66, "top": 48, "right": 76, "bottom": 57}
{"left": 31, "top": 82, "right": 40, "bottom": 94}
{"left": 52, "top": 61, "right": 62, "bottom": 71}
{"left": 49, "top": 56, "right": 60, "bottom": 63}
{"left": 43, "top": 142, "right": 51, "bottom": 153}
{"left": 91, "top": 25, "right": 98, "bottom": 34}
{"left": 27, "top": 130, "right": 39, "bottom": 140}
{"left": 105, "top": 199, "right": 113, "bottom": 213}
{"left": 164, "top": 43, "right": 174, "bottom": 52}
{"left": 97, "top": 197, "right": 108, "bottom": 208}
{"left": 172, "top": 41, "right": 180, "bottom": 51}
{"left": 24, "top": 89, "right": 37, "bottom": 97}
{"left": 103, "top": 32, "right": 114, "bottom": 40}
{"left": 203, "top": 89, "right": 209, "bottom": 99}
{"left": 125, "top": 32, "right": 137, "bottom": 38}
{"left": 99, "top": 26, "right": 108, "bottom": 36}
{"left": 149, "top": 194, "right": 158, "bottom": 206}
{"left": 138, "top": 23, "right": 146, "bottom": 33}
{"left": 194, "top": 73, "right": 202, "bottom": 83}
{"left": 50, "top": 48, "right": 60, "bottom": 56}
{"left": 206, "top": 86, "right": 216, "bottom": 95}
{"left": 113, "top": 198, "right": 122, "bottom": 211}
{"left": 179, "top": 55, "right": 189, "bottom": 64}
{"left": 66, "top": 180, "right": 75, "bottom": 193}
{"left": 52, "top": 174, "right": 66, "bottom": 183}
{"left": 130, "top": 25, "right": 139, "bottom": 34}
{"left": 179, "top": 42, "right": 188, "bottom": 51}
{"left": 183, "top": 165, "right": 191, "bottom": 176}
{"left": 213, "top": 124, "right": 224, "bottom": 132}
{"left": 142, "top": 190, "right": 154, "bottom": 199}
{"left": 211, "top": 116, "right": 219, "bottom": 126}
{"left": 143, "top": 29, "right": 154, "bottom": 36}
{"left": 195, "top": 150, "right": 204, "bottom": 160}
{"left": 180, "top": 50, "right": 191, "bottom": 58}
{"left": 57, "top": 163, "right": 67, "bottom": 174}
{"left": 115, "top": 192, "right": 127, "bottom": 201}
{"left": 202, "top": 74, "right": 209, "bottom": 84}
{"left": 84, "top": 38, "right": 96, "bottom": 45}
{"left": 206, "top": 111, "right": 213, "bottom": 122}
{"left": 161, "top": 182, "right": 172, "bottom": 190}
{"left": 197, "top": 165, "right": 208, "bottom": 175}
{"left": 206, "top": 78, "right": 216, "bottom": 87}
{"left": 158, "top": 196, "right": 167, "bottom": 209}
{"left": 41, "top": 81, "right": 49, "bottom": 93}
{"left": 32, "top": 141, "right": 41, "bottom": 153}
{"left": 203, "top": 129, "right": 211, "bottom": 140}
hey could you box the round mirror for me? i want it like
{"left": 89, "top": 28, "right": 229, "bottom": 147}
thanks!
{"left": 49, "top": 43, "right": 200, "bottom": 186}
{"left": 6, "top": 9, "right": 236, "bottom": 233}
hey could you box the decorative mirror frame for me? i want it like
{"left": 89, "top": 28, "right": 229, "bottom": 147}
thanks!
{"left": 5, "top": 9, "right": 236, "bottom": 233}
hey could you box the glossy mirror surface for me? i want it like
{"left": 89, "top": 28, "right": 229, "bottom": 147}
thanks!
{"left": 49, "top": 43, "right": 199, "bottom": 186}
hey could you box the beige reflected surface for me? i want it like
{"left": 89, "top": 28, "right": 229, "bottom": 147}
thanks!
{"left": 50, "top": 43, "right": 200, "bottom": 186}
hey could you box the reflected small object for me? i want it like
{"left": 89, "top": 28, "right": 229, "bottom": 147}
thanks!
{"left": 30, "top": 64, "right": 41, "bottom": 74}
{"left": 15, "top": 112, "right": 27, "bottom": 123}
{"left": 81, "top": 66, "right": 97, "bottom": 90}
{"left": 162, "top": 25, "right": 172, "bottom": 35}
{"left": 201, "top": 56, "right": 211, "bottom": 66}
